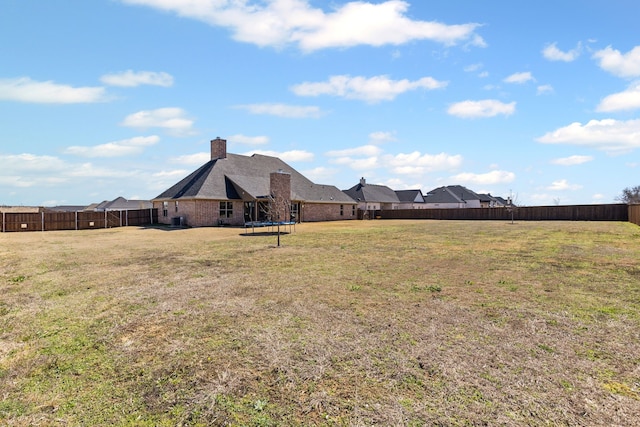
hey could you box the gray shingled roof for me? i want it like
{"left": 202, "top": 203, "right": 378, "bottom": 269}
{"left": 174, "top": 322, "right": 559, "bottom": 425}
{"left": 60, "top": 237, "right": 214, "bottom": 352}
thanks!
{"left": 395, "top": 189, "right": 425, "bottom": 203}
{"left": 155, "top": 153, "right": 355, "bottom": 204}
{"left": 92, "top": 197, "right": 153, "bottom": 211}
{"left": 424, "top": 187, "right": 465, "bottom": 204}
{"left": 424, "top": 185, "right": 482, "bottom": 204}
{"left": 343, "top": 182, "right": 400, "bottom": 203}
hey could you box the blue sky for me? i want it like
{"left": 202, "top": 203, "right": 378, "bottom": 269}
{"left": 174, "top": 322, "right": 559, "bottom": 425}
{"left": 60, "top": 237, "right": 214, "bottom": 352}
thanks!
{"left": 1, "top": 0, "right": 639, "bottom": 207}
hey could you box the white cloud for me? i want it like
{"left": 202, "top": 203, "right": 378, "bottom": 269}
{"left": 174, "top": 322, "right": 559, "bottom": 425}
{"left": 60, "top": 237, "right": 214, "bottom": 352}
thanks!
{"left": 0, "top": 175, "right": 34, "bottom": 188}
{"left": 326, "top": 145, "right": 462, "bottom": 176}
{"left": 64, "top": 136, "right": 160, "bottom": 157}
{"left": 0, "top": 153, "right": 135, "bottom": 191}
{"left": 551, "top": 155, "right": 594, "bottom": 166}
{"left": 121, "top": 107, "right": 194, "bottom": 136}
{"left": 67, "top": 163, "right": 136, "bottom": 178}
{"left": 537, "top": 118, "right": 640, "bottom": 153}
{"left": 503, "top": 71, "right": 535, "bottom": 84}
{"left": 369, "top": 131, "right": 396, "bottom": 144}
{"left": 596, "top": 81, "right": 640, "bottom": 112}
{"left": 244, "top": 149, "right": 314, "bottom": 162}
{"left": 547, "top": 179, "right": 582, "bottom": 191}
{"left": 100, "top": 70, "right": 174, "bottom": 87}
{"left": 170, "top": 153, "right": 209, "bottom": 165}
{"left": 326, "top": 144, "right": 382, "bottom": 171}
{"left": 332, "top": 156, "right": 379, "bottom": 170}
{"left": 120, "top": 0, "right": 485, "bottom": 52}
{"left": 234, "top": 103, "right": 324, "bottom": 118}
{"left": 449, "top": 170, "right": 515, "bottom": 185}
{"left": 291, "top": 74, "right": 448, "bottom": 103}
{"left": 385, "top": 151, "right": 462, "bottom": 173}
{"left": 447, "top": 99, "right": 516, "bottom": 118}
{"left": 300, "top": 166, "right": 338, "bottom": 183}
{"left": 464, "top": 63, "right": 483, "bottom": 72}
{"left": 153, "top": 169, "right": 190, "bottom": 179}
{"left": 228, "top": 134, "right": 270, "bottom": 145}
{"left": 326, "top": 145, "right": 382, "bottom": 157}
{"left": 0, "top": 77, "right": 107, "bottom": 103}
{"left": 537, "top": 84, "right": 554, "bottom": 95}
{"left": 0, "top": 153, "right": 69, "bottom": 175}
{"left": 593, "top": 45, "right": 640, "bottom": 78}
{"left": 542, "top": 42, "right": 581, "bottom": 62}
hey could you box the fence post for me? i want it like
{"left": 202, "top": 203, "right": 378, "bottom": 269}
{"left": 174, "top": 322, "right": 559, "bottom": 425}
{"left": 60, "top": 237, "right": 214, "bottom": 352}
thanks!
{"left": 41, "top": 212, "right": 45, "bottom": 232}
{"left": 75, "top": 211, "right": 78, "bottom": 230}
{"left": 105, "top": 210, "right": 107, "bottom": 228}
{"left": 2, "top": 211, "right": 4, "bottom": 232}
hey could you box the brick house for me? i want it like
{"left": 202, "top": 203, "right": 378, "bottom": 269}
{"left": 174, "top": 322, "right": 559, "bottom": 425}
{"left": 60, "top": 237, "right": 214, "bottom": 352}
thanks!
{"left": 343, "top": 177, "right": 400, "bottom": 218}
{"left": 153, "top": 138, "right": 357, "bottom": 227}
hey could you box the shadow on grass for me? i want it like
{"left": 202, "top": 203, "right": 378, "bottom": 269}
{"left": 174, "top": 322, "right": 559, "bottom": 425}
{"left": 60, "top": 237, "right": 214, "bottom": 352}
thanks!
{"left": 240, "top": 231, "right": 291, "bottom": 237}
{"left": 139, "top": 224, "right": 191, "bottom": 232}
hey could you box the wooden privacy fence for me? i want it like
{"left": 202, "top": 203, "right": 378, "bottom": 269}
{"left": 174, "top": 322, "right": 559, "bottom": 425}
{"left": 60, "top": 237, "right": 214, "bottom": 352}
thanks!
{"left": 629, "top": 205, "right": 640, "bottom": 226}
{"left": 380, "top": 204, "right": 630, "bottom": 222}
{"left": 1, "top": 209, "right": 158, "bottom": 232}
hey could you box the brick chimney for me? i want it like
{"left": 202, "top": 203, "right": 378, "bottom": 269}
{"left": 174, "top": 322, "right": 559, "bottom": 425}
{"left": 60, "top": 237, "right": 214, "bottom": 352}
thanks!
{"left": 211, "top": 137, "right": 227, "bottom": 160}
{"left": 270, "top": 170, "right": 291, "bottom": 222}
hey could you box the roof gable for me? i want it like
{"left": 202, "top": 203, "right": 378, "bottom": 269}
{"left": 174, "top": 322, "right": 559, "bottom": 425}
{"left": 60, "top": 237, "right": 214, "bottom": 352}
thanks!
{"left": 226, "top": 174, "right": 270, "bottom": 200}
{"left": 425, "top": 185, "right": 484, "bottom": 203}
{"left": 395, "top": 189, "right": 425, "bottom": 203}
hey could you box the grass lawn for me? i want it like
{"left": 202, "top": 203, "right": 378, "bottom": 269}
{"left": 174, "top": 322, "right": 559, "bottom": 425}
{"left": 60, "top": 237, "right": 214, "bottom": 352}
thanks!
{"left": 1, "top": 219, "right": 640, "bottom": 426}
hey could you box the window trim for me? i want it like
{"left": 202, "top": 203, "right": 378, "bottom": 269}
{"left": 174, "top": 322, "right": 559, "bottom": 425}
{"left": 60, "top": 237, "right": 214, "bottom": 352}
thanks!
{"left": 219, "top": 201, "right": 233, "bottom": 218}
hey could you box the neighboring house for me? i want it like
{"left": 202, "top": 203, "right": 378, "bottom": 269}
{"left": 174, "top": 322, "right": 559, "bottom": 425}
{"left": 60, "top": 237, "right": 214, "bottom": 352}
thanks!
{"left": 88, "top": 197, "right": 153, "bottom": 212}
{"left": 423, "top": 185, "right": 483, "bottom": 208}
{"left": 45, "top": 198, "right": 152, "bottom": 213}
{"left": 477, "top": 193, "right": 508, "bottom": 208}
{"left": 343, "top": 178, "right": 400, "bottom": 215}
{"left": 395, "top": 189, "right": 427, "bottom": 209}
{"left": 153, "top": 138, "right": 357, "bottom": 227}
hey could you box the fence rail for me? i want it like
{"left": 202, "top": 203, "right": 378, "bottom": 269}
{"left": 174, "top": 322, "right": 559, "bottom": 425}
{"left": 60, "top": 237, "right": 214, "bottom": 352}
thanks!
{"left": 1, "top": 209, "right": 158, "bottom": 232}
{"left": 379, "top": 204, "right": 630, "bottom": 222}
{"left": 2, "top": 205, "right": 637, "bottom": 232}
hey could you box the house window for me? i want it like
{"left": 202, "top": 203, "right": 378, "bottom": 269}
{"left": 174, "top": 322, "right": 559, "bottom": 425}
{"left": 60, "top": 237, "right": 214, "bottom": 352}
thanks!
{"left": 162, "top": 201, "right": 168, "bottom": 217}
{"left": 220, "top": 201, "right": 233, "bottom": 218}
{"left": 340, "top": 204, "right": 344, "bottom": 216}
{"left": 352, "top": 205, "right": 356, "bottom": 216}
{"left": 175, "top": 201, "right": 179, "bottom": 212}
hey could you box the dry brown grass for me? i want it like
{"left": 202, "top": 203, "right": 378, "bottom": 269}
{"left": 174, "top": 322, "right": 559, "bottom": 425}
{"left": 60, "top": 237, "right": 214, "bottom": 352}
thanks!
{"left": 1, "top": 220, "right": 640, "bottom": 426}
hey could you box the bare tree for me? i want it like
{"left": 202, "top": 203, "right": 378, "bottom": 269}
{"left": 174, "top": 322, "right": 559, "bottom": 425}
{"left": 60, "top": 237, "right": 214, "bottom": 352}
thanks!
{"left": 506, "top": 190, "right": 519, "bottom": 224}
{"left": 616, "top": 185, "right": 640, "bottom": 204}
{"left": 261, "top": 193, "right": 290, "bottom": 247}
